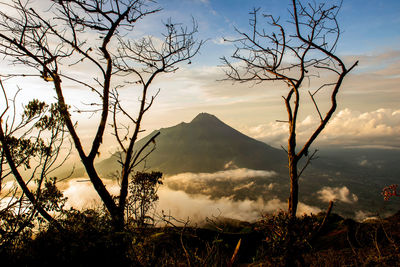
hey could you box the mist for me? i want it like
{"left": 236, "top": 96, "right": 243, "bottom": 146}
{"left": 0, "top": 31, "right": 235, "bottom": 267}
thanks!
{"left": 60, "top": 175, "right": 321, "bottom": 224}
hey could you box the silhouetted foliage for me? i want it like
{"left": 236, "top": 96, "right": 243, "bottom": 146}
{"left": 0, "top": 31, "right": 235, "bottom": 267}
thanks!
{"left": 0, "top": 87, "right": 68, "bottom": 255}
{"left": 254, "top": 211, "right": 320, "bottom": 265}
{"left": 126, "top": 171, "right": 163, "bottom": 227}
{"left": 1, "top": 208, "right": 398, "bottom": 266}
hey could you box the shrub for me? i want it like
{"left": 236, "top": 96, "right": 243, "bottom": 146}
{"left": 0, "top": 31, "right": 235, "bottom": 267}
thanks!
{"left": 255, "top": 210, "right": 320, "bottom": 265}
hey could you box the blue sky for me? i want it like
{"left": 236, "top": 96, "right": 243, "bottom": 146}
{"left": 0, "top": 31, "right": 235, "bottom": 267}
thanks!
{"left": 154, "top": 0, "right": 400, "bottom": 63}
{"left": 0, "top": 0, "right": 399, "bottom": 153}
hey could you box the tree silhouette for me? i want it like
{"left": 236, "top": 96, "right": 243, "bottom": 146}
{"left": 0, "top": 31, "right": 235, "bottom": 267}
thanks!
{"left": 1, "top": 81, "right": 68, "bottom": 248}
{"left": 222, "top": 0, "right": 358, "bottom": 217}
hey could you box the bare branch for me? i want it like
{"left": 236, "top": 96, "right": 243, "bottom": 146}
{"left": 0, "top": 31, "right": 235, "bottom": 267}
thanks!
{"left": 222, "top": 0, "right": 357, "bottom": 217}
{"left": 308, "top": 90, "right": 323, "bottom": 121}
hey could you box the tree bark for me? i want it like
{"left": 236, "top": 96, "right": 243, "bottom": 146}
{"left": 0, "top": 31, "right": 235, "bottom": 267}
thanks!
{"left": 288, "top": 155, "right": 299, "bottom": 218}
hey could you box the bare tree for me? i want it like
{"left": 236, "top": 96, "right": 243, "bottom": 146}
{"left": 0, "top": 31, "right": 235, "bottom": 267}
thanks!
{"left": 222, "top": 0, "right": 358, "bottom": 217}
{"left": 0, "top": 0, "right": 202, "bottom": 230}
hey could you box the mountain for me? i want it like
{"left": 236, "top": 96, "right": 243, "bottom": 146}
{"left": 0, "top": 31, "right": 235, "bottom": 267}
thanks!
{"left": 93, "top": 113, "right": 287, "bottom": 177}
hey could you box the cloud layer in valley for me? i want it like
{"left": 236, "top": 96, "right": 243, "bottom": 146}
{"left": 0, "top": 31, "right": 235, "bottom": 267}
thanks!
{"left": 164, "top": 168, "right": 279, "bottom": 198}
{"left": 156, "top": 188, "right": 321, "bottom": 223}
{"left": 60, "top": 177, "right": 321, "bottom": 224}
{"left": 167, "top": 168, "right": 277, "bottom": 182}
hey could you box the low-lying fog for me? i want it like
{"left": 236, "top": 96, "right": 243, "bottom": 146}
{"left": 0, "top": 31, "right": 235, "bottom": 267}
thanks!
{"left": 2, "top": 168, "right": 392, "bottom": 223}
{"left": 59, "top": 168, "right": 377, "bottom": 223}
{"left": 61, "top": 177, "right": 321, "bottom": 223}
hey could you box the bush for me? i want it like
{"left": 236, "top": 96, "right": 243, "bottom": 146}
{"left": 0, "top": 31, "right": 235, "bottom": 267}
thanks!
{"left": 255, "top": 210, "right": 320, "bottom": 265}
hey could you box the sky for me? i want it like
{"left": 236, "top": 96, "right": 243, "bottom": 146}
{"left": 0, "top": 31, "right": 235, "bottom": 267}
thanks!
{"left": 0, "top": 0, "right": 399, "bottom": 156}
{"left": 146, "top": 0, "right": 400, "bottom": 148}
{"left": 143, "top": 0, "right": 400, "bottom": 150}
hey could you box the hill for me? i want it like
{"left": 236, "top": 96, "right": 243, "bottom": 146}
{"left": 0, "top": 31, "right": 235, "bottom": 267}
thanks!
{"left": 78, "top": 113, "right": 287, "bottom": 178}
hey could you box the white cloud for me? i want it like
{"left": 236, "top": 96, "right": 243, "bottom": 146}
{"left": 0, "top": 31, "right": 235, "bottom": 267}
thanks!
{"left": 157, "top": 188, "right": 266, "bottom": 222}
{"left": 58, "top": 177, "right": 320, "bottom": 224}
{"left": 212, "top": 37, "right": 235, "bottom": 45}
{"left": 322, "top": 108, "right": 400, "bottom": 144}
{"left": 354, "top": 210, "right": 378, "bottom": 222}
{"left": 62, "top": 178, "right": 120, "bottom": 209}
{"left": 212, "top": 37, "right": 226, "bottom": 45}
{"left": 164, "top": 169, "right": 278, "bottom": 197}
{"left": 0, "top": 180, "right": 44, "bottom": 196}
{"left": 156, "top": 188, "right": 320, "bottom": 223}
{"left": 166, "top": 168, "right": 277, "bottom": 182}
{"left": 233, "top": 181, "right": 255, "bottom": 191}
{"left": 244, "top": 108, "right": 400, "bottom": 149}
{"left": 317, "top": 186, "right": 358, "bottom": 204}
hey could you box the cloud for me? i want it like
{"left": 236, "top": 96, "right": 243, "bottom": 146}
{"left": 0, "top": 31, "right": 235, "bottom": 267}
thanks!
{"left": 344, "top": 50, "right": 400, "bottom": 74}
{"left": 212, "top": 36, "right": 236, "bottom": 46}
{"left": 62, "top": 179, "right": 120, "bottom": 209}
{"left": 156, "top": 188, "right": 266, "bottom": 222}
{"left": 165, "top": 168, "right": 278, "bottom": 196}
{"left": 0, "top": 180, "right": 49, "bottom": 196}
{"left": 321, "top": 108, "right": 400, "bottom": 147}
{"left": 233, "top": 181, "right": 255, "bottom": 191}
{"left": 317, "top": 186, "right": 358, "bottom": 204}
{"left": 167, "top": 168, "right": 277, "bottom": 182}
{"left": 58, "top": 177, "right": 320, "bottom": 224}
{"left": 151, "top": 64, "right": 277, "bottom": 102}
{"left": 245, "top": 108, "right": 400, "bottom": 149}
{"left": 354, "top": 210, "right": 378, "bottom": 222}
{"left": 156, "top": 188, "right": 321, "bottom": 223}
{"left": 212, "top": 37, "right": 226, "bottom": 45}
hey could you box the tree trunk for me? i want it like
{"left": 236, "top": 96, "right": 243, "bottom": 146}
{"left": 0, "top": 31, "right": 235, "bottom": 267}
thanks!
{"left": 288, "top": 155, "right": 299, "bottom": 218}
{"left": 113, "top": 209, "right": 125, "bottom": 232}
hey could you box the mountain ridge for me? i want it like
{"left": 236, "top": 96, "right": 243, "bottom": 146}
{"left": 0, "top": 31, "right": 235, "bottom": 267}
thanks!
{"left": 76, "top": 112, "right": 287, "bottom": 178}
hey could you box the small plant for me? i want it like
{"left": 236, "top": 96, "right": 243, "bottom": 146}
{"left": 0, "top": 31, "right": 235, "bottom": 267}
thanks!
{"left": 0, "top": 196, "right": 35, "bottom": 253}
{"left": 255, "top": 210, "right": 320, "bottom": 265}
{"left": 382, "top": 184, "right": 400, "bottom": 201}
{"left": 126, "top": 171, "right": 163, "bottom": 227}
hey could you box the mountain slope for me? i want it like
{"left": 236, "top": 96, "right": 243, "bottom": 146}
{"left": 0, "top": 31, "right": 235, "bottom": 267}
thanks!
{"left": 94, "top": 113, "right": 287, "bottom": 177}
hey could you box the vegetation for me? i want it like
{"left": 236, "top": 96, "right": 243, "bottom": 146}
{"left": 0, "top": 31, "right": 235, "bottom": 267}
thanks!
{"left": 1, "top": 205, "right": 399, "bottom": 266}
{"left": 126, "top": 171, "right": 163, "bottom": 227}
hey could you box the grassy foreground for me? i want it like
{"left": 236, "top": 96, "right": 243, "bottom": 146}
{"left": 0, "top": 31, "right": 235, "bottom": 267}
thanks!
{"left": 1, "top": 208, "right": 399, "bottom": 267}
